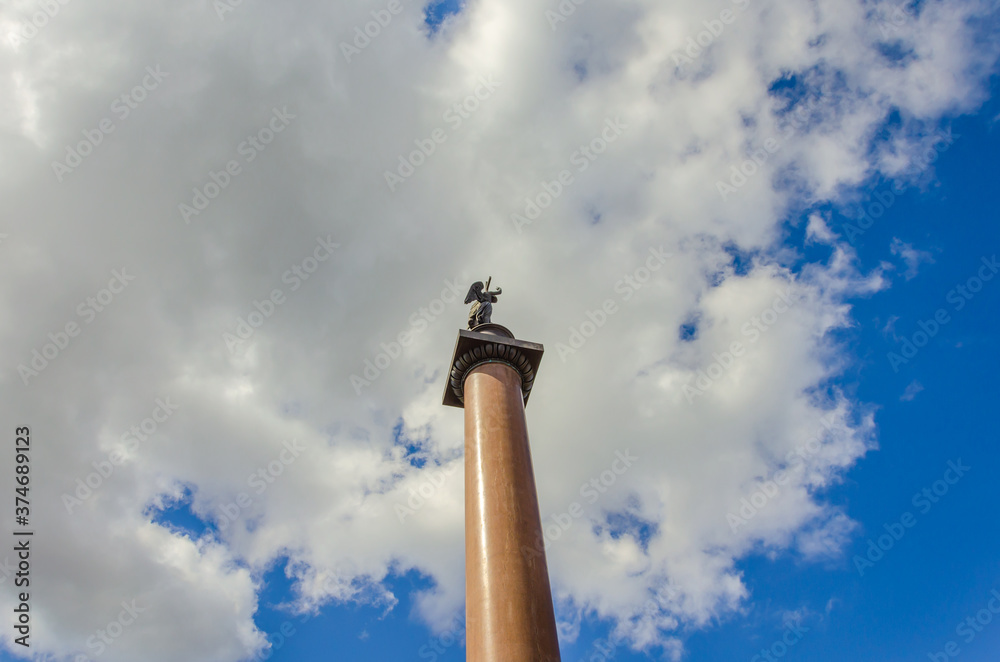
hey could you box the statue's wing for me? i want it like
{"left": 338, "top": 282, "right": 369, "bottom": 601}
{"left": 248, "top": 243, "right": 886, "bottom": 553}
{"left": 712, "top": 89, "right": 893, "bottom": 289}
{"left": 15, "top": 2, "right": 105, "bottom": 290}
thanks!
{"left": 465, "top": 281, "right": 484, "bottom": 304}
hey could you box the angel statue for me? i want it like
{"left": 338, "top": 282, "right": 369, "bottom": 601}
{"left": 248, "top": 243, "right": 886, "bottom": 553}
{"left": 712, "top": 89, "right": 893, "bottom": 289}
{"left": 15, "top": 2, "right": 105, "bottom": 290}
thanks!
{"left": 465, "top": 278, "right": 502, "bottom": 329}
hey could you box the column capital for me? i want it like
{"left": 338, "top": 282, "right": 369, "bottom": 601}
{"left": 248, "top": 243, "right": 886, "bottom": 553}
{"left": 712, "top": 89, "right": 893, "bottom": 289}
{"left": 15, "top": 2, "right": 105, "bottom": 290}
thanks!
{"left": 443, "top": 327, "right": 544, "bottom": 408}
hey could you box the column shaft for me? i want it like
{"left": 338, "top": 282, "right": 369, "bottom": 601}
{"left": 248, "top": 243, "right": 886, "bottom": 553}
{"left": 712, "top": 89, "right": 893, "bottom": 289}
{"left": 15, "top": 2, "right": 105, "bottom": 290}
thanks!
{"left": 464, "top": 362, "right": 561, "bottom": 662}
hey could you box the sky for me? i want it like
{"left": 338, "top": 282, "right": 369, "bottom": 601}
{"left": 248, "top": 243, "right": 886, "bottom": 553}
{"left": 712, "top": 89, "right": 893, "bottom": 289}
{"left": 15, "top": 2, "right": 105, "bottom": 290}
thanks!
{"left": 1, "top": 0, "right": 999, "bottom": 661}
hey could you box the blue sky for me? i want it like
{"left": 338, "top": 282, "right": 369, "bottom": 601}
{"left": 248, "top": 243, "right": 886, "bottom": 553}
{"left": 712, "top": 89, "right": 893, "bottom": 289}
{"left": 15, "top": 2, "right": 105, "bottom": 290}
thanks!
{"left": 2, "top": 0, "right": 999, "bottom": 661}
{"left": 154, "top": 14, "right": 1000, "bottom": 662}
{"left": 186, "top": 74, "right": 1000, "bottom": 662}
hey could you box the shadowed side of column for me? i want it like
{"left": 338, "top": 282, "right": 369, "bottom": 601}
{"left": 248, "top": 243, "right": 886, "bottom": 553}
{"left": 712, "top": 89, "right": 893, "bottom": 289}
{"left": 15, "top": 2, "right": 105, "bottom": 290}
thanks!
{"left": 464, "top": 362, "right": 561, "bottom": 662}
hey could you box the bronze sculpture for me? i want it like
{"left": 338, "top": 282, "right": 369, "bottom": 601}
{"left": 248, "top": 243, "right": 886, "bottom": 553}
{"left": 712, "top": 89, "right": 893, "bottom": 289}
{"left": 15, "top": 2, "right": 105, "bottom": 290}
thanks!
{"left": 465, "top": 278, "right": 502, "bottom": 328}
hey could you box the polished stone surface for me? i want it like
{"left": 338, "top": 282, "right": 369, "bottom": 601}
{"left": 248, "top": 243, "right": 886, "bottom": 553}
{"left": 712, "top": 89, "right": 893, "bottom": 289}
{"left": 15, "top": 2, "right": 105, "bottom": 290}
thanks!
{"left": 464, "top": 362, "right": 561, "bottom": 662}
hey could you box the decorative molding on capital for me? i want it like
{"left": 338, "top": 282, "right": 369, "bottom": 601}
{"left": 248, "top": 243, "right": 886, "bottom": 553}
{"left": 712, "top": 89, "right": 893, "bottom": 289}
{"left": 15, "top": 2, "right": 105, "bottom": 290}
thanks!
{"left": 443, "top": 328, "right": 544, "bottom": 408}
{"left": 450, "top": 342, "right": 534, "bottom": 405}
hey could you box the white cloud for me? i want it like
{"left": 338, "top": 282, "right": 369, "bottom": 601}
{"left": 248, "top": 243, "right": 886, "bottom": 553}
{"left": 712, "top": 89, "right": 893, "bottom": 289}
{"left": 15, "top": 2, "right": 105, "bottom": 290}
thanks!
{"left": 901, "top": 379, "right": 924, "bottom": 401}
{"left": 1, "top": 0, "right": 997, "bottom": 659}
{"left": 806, "top": 213, "right": 836, "bottom": 244}
{"left": 890, "top": 236, "right": 935, "bottom": 280}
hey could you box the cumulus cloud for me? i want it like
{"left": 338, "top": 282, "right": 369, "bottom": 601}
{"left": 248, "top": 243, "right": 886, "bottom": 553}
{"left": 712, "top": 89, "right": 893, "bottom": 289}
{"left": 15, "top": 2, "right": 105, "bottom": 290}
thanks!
{"left": 1, "top": 0, "right": 997, "bottom": 659}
